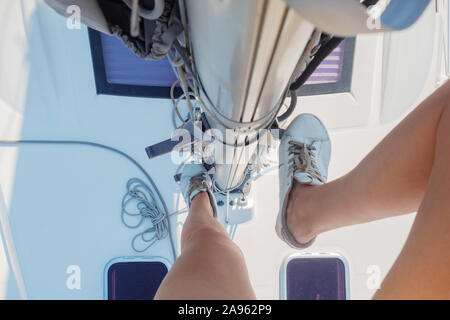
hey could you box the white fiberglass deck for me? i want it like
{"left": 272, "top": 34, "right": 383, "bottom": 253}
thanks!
{"left": 0, "top": 0, "right": 446, "bottom": 299}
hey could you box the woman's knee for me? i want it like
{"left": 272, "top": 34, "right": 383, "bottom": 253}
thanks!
{"left": 182, "top": 221, "right": 227, "bottom": 243}
{"left": 183, "top": 226, "right": 245, "bottom": 259}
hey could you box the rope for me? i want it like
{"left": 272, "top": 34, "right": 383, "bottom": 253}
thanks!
{"left": 121, "top": 178, "right": 169, "bottom": 252}
{"left": 0, "top": 140, "right": 178, "bottom": 262}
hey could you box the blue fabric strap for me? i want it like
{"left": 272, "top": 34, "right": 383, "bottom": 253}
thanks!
{"left": 381, "top": 0, "right": 431, "bottom": 30}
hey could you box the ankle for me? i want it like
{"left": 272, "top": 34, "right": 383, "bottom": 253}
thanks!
{"left": 286, "top": 181, "right": 318, "bottom": 244}
{"left": 190, "top": 191, "right": 214, "bottom": 216}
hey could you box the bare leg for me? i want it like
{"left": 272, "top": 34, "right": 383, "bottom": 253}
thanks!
{"left": 155, "top": 192, "right": 256, "bottom": 300}
{"left": 287, "top": 82, "right": 450, "bottom": 299}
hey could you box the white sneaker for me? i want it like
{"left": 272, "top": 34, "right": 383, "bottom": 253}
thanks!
{"left": 276, "top": 114, "right": 331, "bottom": 248}
{"left": 180, "top": 164, "right": 218, "bottom": 217}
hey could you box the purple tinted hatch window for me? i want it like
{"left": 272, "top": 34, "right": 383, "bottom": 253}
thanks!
{"left": 99, "top": 34, "right": 347, "bottom": 88}
{"left": 305, "top": 41, "right": 346, "bottom": 85}
{"left": 107, "top": 261, "right": 168, "bottom": 300}
{"left": 286, "top": 258, "right": 347, "bottom": 300}
{"left": 100, "top": 33, "right": 178, "bottom": 87}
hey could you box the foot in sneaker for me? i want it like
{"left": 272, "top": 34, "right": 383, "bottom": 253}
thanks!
{"left": 276, "top": 114, "right": 331, "bottom": 248}
{"left": 180, "top": 163, "right": 218, "bottom": 217}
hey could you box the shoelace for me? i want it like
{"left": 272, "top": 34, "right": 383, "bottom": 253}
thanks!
{"left": 288, "top": 141, "right": 325, "bottom": 184}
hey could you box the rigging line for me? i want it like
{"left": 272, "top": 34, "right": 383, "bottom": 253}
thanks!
{"left": 0, "top": 139, "right": 177, "bottom": 262}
